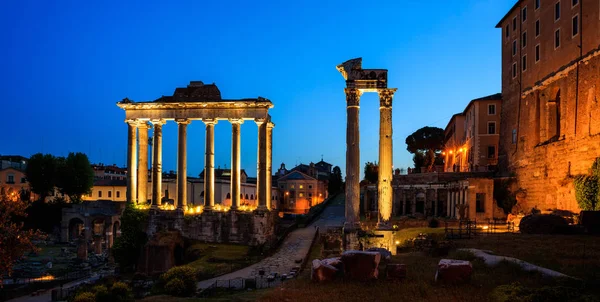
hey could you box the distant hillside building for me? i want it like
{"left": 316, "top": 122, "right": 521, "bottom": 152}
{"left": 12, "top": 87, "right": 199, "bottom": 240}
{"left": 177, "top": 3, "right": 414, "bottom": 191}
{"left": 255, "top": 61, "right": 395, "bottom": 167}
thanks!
{"left": 443, "top": 94, "right": 502, "bottom": 172}
{"left": 91, "top": 163, "right": 128, "bottom": 181}
{"left": 496, "top": 0, "right": 600, "bottom": 212}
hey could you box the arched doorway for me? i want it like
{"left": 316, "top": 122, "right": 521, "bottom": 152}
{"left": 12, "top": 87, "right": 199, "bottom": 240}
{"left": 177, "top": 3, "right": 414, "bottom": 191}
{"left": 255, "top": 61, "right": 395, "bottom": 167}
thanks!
{"left": 68, "top": 217, "right": 85, "bottom": 241}
{"left": 113, "top": 221, "right": 120, "bottom": 239}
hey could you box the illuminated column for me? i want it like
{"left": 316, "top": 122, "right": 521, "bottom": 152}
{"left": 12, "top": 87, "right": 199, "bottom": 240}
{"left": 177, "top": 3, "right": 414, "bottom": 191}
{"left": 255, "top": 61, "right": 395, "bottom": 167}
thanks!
{"left": 126, "top": 119, "right": 138, "bottom": 203}
{"left": 176, "top": 119, "right": 190, "bottom": 209}
{"left": 345, "top": 88, "right": 362, "bottom": 229}
{"left": 203, "top": 119, "right": 217, "bottom": 211}
{"left": 377, "top": 88, "right": 396, "bottom": 228}
{"left": 151, "top": 119, "right": 165, "bottom": 207}
{"left": 230, "top": 119, "right": 243, "bottom": 210}
{"left": 266, "top": 121, "right": 275, "bottom": 209}
{"left": 137, "top": 122, "right": 149, "bottom": 204}
{"left": 256, "top": 118, "right": 268, "bottom": 211}
{"left": 464, "top": 187, "right": 468, "bottom": 217}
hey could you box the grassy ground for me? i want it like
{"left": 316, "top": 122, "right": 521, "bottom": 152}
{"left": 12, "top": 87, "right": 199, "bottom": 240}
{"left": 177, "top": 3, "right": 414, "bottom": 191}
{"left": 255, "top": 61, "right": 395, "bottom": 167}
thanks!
{"left": 185, "top": 243, "right": 253, "bottom": 280}
{"left": 454, "top": 233, "right": 600, "bottom": 282}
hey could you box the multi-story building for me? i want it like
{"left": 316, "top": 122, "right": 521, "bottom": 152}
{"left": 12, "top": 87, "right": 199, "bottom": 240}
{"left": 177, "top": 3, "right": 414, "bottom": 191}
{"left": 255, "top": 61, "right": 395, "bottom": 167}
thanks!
{"left": 276, "top": 170, "right": 327, "bottom": 213}
{"left": 91, "top": 164, "right": 128, "bottom": 181}
{"left": 496, "top": 0, "right": 600, "bottom": 212}
{"left": 444, "top": 94, "right": 502, "bottom": 172}
{"left": 0, "top": 155, "right": 28, "bottom": 171}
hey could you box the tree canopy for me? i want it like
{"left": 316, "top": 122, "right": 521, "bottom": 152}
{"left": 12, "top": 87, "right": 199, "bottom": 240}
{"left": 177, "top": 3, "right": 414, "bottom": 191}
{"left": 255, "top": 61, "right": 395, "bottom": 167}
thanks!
{"left": 26, "top": 152, "right": 94, "bottom": 203}
{"left": 363, "top": 162, "right": 378, "bottom": 184}
{"left": 328, "top": 166, "right": 344, "bottom": 196}
{"left": 405, "top": 127, "right": 445, "bottom": 171}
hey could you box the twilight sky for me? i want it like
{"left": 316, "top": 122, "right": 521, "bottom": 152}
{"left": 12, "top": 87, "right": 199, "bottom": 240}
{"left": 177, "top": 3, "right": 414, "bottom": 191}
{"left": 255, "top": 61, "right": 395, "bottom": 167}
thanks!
{"left": 0, "top": 0, "right": 514, "bottom": 178}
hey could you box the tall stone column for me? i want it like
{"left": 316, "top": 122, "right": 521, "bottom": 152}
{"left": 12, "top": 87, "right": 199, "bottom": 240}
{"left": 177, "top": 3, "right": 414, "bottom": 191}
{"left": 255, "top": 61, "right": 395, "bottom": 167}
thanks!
{"left": 411, "top": 190, "right": 417, "bottom": 215}
{"left": 126, "top": 120, "right": 138, "bottom": 203}
{"left": 266, "top": 121, "right": 275, "bottom": 209}
{"left": 229, "top": 119, "right": 243, "bottom": 210}
{"left": 176, "top": 119, "right": 190, "bottom": 209}
{"left": 401, "top": 189, "right": 406, "bottom": 215}
{"left": 151, "top": 119, "right": 165, "bottom": 207}
{"left": 137, "top": 122, "right": 149, "bottom": 204}
{"left": 256, "top": 118, "right": 268, "bottom": 211}
{"left": 446, "top": 190, "right": 451, "bottom": 217}
{"left": 377, "top": 88, "right": 396, "bottom": 228}
{"left": 203, "top": 119, "right": 217, "bottom": 211}
{"left": 345, "top": 88, "right": 362, "bottom": 229}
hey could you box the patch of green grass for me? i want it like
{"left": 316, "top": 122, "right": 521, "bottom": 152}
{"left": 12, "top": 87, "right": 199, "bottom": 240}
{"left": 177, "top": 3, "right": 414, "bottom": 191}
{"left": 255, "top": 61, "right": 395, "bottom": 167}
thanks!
{"left": 184, "top": 243, "right": 251, "bottom": 280}
{"left": 393, "top": 227, "right": 446, "bottom": 247}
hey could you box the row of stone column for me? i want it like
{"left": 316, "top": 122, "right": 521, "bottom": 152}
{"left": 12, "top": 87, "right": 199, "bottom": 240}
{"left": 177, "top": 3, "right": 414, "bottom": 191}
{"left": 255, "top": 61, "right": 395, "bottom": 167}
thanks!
{"left": 395, "top": 189, "right": 440, "bottom": 217}
{"left": 345, "top": 88, "right": 397, "bottom": 229}
{"left": 447, "top": 188, "right": 468, "bottom": 218}
{"left": 126, "top": 118, "right": 274, "bottom": 211}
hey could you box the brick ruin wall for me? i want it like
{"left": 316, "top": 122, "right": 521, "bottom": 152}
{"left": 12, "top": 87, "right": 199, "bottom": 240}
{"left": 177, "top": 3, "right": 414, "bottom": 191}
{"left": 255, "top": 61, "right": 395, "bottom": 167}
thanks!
{"left": 500, "top": 50, "right": 600, "bottom": 213}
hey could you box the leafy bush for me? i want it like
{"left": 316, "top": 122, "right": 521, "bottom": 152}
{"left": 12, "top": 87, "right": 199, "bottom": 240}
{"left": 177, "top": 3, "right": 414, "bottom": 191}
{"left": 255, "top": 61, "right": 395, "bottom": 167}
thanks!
{"left": 519, "top": 214, "right": 568, "bottom": 234}
{"left": 92, "top": 285, "right": 111, "bottom": 302}
{"left": 111, "top": 281, "right": 133, "bottom": 302}
{"left": 165, "top": 278, "right": 187, "bottom": 297}
{"left": 573, "top": 175, "right": 599, "bottom": 211}
{"left": 73, "top": 292, "right": 95, "bottom": 302}
{"left": 492, "top": 282, "right": 594, "bottom": 302}
{"left": 428, "top": 218, "right": 439, "bottom": 228}
{"left": 160, "top": 266, "right": 197, "bottom": 297}
{"left": 112, "top": 203, "right": 148, "bottom": 271}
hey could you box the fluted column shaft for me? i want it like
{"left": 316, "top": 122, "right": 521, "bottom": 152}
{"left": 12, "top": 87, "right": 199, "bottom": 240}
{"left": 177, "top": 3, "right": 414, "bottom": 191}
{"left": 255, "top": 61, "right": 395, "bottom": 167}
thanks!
{"left": 203, "top": 119, "right": 217, "bottom": 210}
{"left": 434, "top": 189, "right": 439, "bottom": 217}
{"left": 137, "top": 122, "right": 149, "bottom": 204}
{"left": 377, "top": 88, "right": 395, "bottom": 228}
{"left": 151, "top": 120, "right": 165, "bottom": 207}
{"left": 176, "top": 119, "right": 190, "bottom": 209}
{"left": 126, "top": 120, "right": 138, "bottom": 203}
{"left": 256, "top": 119, "right": 268, "bottom": 211}
{"left": 230, "top": 119, "right": 243, "bottom": 210}
{"left": 345, "top": 88, "right": 362, "bottom": 229}
{"left": 266, "top": 121, "right": 274, "bottom": 209}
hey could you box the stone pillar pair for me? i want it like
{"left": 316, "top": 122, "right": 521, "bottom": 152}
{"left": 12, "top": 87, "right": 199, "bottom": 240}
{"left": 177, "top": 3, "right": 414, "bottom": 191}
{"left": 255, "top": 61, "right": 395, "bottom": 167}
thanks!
{"left": 344, "top": 88, "right": 397, "bottom": 229}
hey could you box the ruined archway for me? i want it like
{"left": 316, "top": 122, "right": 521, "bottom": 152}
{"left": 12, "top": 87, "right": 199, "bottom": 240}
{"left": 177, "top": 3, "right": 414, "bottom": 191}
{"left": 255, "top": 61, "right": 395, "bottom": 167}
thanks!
{"left": 68, "top": 217, "right": 85, "bottom": 242}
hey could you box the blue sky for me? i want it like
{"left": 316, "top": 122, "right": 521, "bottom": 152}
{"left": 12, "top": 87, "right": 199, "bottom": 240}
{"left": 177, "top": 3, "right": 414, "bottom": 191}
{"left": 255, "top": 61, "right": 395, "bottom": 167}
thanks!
{"left": 0, "top": 0, "right": 514, "bottom": 177}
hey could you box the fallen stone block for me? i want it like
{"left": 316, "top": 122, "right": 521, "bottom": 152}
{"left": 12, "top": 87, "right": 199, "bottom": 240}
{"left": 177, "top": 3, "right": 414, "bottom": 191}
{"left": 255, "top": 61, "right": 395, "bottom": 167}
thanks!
{"left": 435, "top": 259, "right": 472, "bottom": 283}
{"left": 311, "top": 259, "right": 338, "bottom": 282}
{"left": 367, "top": 248, "right": 392, "bottom": 261}
{"left": 341, "top": 250, "right": 381, "bottom": 281}
{"left": 385, "top": 263, "right": 407, "bottom": 280}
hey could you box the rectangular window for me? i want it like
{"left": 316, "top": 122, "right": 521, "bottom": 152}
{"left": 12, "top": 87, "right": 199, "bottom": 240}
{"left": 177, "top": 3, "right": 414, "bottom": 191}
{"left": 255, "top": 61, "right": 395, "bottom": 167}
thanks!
{"left": 522, "top": 31, "right": 527, "bottom": 48}
{"left": 309, "top": 193, "right": 312, "bottom": 197}
{"left": 522, "top": 6, "right": 527, "bottom": 22}
{"left": 299, "top": 185, "right": 304, "bottom": 189}
{"left": 512, "top": 62, "right": 517, "bottom": 78}
{"left": 98, "top": 191, "right": 102, "bottom": 198}
{"left": 535, "top": 19, "right": 540, "bottom": 37}
{"left": 488, "top": 146, "right": 496, "bottom": 158}
{"left": 299, "top": 192, "right": 304, "bottom": 197}
{"left": 505, "top": 24, "right": 510, "bottom": 37}
{"left": 488, "top": 122, "right": 496, "bottom": 134}
{"left": 488, "top": 104, "right": 496, "bottom": 115}
{"left": 108, "top": 191, "right": 112, "bottom": 198}
{"left": 512, "top": 129, "right": 517, "bottom": 143}
{"left": 522, "top": 55, "right": 527, "bottom": 71}
{"left": 535, "top": 44, "right": 540, "bottom": 62}
{"left": 512, "top": 40, "right": 517, "bottom": 56}
{"left": 572, "top": 15, "right": 579, "bottom": 37}
{"left": 21, "top": 177, "right": 26, "bottom": 183}
{"left": 116, "top": 191, "right": 120, "bottom": 198}
{"left": 555, "top": 28, "right": 561, "bottom": 48}
{"left": 535, "top": 0, "right": 540, "bottom": 9}
{"left": 476, "top": 193, "right": 485, "bottom": 213}
{"left": 555, "top": 1, "right": 561, "bottom": 21}
{"left": 7, "top": 175, "right": 14, "bottom": 183}
{"left": 572, "top": 0, "right": 578, "bottom": 7}
{"left": 513, "top": 16, "right": 517, "bottom": 30}
{"left": 309, "top": 185, "right": 313, "bottom": 189}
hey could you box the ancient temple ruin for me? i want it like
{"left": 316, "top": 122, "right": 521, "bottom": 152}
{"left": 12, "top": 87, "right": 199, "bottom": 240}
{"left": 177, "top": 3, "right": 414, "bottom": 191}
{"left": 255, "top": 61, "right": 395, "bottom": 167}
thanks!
{"left": 117, "top": 81, "right": 276, "bottom": 247}
{"left": 337, "top": 58, "right": 397, "bottom": 229}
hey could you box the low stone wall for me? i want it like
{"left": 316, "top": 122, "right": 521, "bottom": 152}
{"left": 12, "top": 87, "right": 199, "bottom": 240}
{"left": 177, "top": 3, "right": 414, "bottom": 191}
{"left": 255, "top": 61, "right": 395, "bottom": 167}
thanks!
{"left": 146, "top": 209, "right": 276, "bottom": 246}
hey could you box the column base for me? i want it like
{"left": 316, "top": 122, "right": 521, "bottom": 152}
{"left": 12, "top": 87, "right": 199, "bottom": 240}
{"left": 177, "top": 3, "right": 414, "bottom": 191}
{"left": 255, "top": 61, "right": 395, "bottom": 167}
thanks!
{"left": 255, "top": 205, "right": 269, "bottom": 212}
{"left": 343, "top": 221, "right": 361, "bottom": 232}
{"left": 376, "top": 220, "right": 392, "bottom": 230}
{"left": 204, "top": 206, "right": 213, "bottom": 212}
{"left": 229, "top": 206, "right": 239, "bottom": 211}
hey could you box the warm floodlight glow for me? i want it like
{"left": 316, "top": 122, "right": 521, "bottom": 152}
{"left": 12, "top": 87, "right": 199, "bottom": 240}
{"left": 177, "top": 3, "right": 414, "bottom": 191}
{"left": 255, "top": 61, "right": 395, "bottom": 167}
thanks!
{"left": 395, "top": 240, "right": 400, "bottom": 245}
{"left": 449, "top": 150, "right": 453, "bottom": 154}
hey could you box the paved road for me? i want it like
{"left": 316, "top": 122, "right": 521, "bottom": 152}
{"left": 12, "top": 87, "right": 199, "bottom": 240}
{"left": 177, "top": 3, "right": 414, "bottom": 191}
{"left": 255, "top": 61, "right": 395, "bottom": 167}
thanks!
{"left": 7, "top": 272, "right": 108, "bottom": 302}
{"left": 197, "top": 194, "right": 345, "bottom": 289}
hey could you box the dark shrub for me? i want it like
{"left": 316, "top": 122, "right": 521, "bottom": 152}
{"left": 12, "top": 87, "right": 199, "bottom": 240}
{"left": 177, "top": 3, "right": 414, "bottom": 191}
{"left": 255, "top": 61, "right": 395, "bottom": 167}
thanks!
{"left": 580, "top": 211, "right": 600, "bottom": 234}
{"left": 73, "top": 292, "right": 95, "bottom": 302}
{"left": 519, "top": 214, "right": 568, "bottom": 234}
{"left": 164, "top": 278, "right": 187, "bottom": 297}
{"left": 428, "top": 218, "right": 439, "bottom": 228}
{"left": 160, "top": 266, "right": 197, "bottom": 297}
{"left": 492, "top": 282, "right": 593, "bottom": 302}
{"left": 111, "top": 281, "right": 133, "bottom": 302}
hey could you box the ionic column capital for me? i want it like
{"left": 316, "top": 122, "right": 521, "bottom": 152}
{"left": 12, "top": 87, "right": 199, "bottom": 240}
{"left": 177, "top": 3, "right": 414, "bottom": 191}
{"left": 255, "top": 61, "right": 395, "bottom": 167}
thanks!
{"left": 229, "top": 118, "right": 244, "bottom": 125}
{"left": 175, "top": 118, "right": 191, "bottom": 125}
{"left": 150, "top": 119, "right": 166, "bottom": 126}
{"left": 202, "top": 118, "right": 218, "bottom": 126}
{"left": 344, "top": 88, "right": 362, "bottom": 107}
{"left": 125, "top": 119, "right": 142, "bottom": 126}
{"left": 378, "top": 88, "right": 397, "bottom": 107}
{"left": 267, "top": 121, "right": 275, "bottom": 129}
{"left": 137, "top": 121, "right": 151, "bottom": 129}
{"left": 255, "top": 118, "right": 266, "bottom": 125}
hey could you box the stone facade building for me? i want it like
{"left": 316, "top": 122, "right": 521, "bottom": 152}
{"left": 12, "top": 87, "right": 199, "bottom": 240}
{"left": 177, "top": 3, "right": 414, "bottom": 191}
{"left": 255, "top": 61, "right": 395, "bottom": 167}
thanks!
{"left": 444, "top": 94, "right": 502, "bottom": 173}
{"left": 275, "top": 170, "right": 327, "bottom": 213}
{"left": 496, "top": 0, "right": 600, "bottom": 212}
